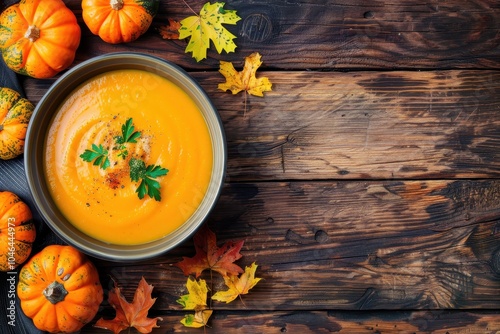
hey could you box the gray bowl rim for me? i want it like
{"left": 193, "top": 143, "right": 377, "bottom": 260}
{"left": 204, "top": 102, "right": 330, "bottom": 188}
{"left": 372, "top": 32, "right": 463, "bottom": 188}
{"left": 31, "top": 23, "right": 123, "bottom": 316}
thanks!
{"left": 24, "top": 52, "right": 227, "bottom": 262}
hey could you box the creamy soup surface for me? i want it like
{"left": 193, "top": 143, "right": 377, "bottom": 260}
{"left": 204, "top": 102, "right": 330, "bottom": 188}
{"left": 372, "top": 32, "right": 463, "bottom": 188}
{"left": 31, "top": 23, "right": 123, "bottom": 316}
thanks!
{"left": 44, "top": 69, "right": 213, "bottom": 245}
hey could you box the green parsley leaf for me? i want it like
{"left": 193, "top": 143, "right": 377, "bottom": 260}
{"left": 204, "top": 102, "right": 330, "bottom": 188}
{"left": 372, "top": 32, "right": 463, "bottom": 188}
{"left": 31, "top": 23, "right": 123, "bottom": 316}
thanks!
{"left": 146, "top": 164, "right": 170, "bottom": 178}
{"left": 114, "top": 118, "right": 141, "bottom": 159}
{"left": 116, "top": 118, "right": 141, "bottom": 144}
{"left": 129, "top": 158, "right": 169, "bottom": 201}
{"left": 80, "top": 144, "right": 110, "bottom": 170}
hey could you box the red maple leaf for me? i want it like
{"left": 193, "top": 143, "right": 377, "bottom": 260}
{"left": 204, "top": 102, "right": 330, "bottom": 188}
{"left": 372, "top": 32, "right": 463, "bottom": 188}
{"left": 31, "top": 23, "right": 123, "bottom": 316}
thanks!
{"left": 175, "top": 225, "right": 244, "bottom": 278}
{"left": 94, "top": 277, "right": 163, "bottom": 334}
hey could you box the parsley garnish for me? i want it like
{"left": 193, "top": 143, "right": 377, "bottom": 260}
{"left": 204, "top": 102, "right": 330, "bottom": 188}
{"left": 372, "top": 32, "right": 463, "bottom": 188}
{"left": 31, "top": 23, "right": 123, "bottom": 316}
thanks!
{"left": 80, "top": 144, "right": 110, "bottom": 170}
{"left": 114, "top": 118, "right": 141, "bottom": 159}
{"left": 80, "top": 118, "right": 168, "bottom": 201}
{"left": 129, "top": 158, "right": 169, "bottom": 201}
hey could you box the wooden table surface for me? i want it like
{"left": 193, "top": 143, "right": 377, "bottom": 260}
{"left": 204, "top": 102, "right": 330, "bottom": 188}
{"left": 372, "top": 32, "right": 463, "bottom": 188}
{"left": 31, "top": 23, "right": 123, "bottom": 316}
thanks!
{"left": 1, "top": 0, "right": 500, "bottom": 333}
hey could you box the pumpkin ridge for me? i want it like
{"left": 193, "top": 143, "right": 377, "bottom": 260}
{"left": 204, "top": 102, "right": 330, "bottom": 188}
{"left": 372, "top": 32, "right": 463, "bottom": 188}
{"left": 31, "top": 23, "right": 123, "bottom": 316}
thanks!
{"left": 19, "top": 218, "right": 35, "bottom": 226}
{"left": 14, "top": 239, "right": 34, "bottom": 247}
{"left": 15, "top": 225, "right": 37, "bottom": 243}
{"left": 81, "top": 5, "right": 113, "bottom": 33}
{"left": 0, "top": 6, "right": 29, "bottom": 49}
{"left": 18, "top": 0, "right": 38, "bottom": 25}
{"left": 32, "top": 40, "right": 75, "bottom": 72}
{"left": 39, "top": 25, "right": 81, "bottom": 49}
{"left": 56, "top": 305, "right": 90, "bottom": 327}
{"left": 1, "top": 126, "right": 26, "bottom": 140}
{"left": 2, "top": 196, "right": 22, "bottom": 214}
{"left": 118, "top": 8, "right": 143, "bottom": 37}
{"left": 0, "top": 144, "right": 18, "bottom": 159}
{"left": 28, "top": 0, "right": 65, "bottom": 28}
{"left": 36, "top": 8, "right": 79, "bottom": 30}
{"left": 2, "top": 41, "right": 28, "bottom": 70}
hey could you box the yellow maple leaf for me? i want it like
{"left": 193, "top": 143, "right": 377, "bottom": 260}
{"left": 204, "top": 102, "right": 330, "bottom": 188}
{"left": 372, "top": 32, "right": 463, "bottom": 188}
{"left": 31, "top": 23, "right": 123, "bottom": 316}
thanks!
{"left": 177, "top": 277, "right": 209, "bottom": 311}
{"left": 177, "top": 277, "right": 213, "bottom": 328}
{"left": 218, "top": 52, "right": 272, "bottom": 97}
{"left": 180, "top": 310, "right": 213, "bottom": 328}
{"left": 178, "top": 2, "right": 241, "bottom": 62}
{"left": 212, "top": 262, "right": 262, "bottom": 304}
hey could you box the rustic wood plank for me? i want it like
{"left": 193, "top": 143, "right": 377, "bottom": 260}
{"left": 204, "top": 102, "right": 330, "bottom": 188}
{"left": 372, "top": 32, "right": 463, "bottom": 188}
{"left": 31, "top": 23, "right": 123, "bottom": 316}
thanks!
{"left": 23, "top": 70, "right": 500, "bottom": 181}
{"left": 90, "top": 180, "right": 500, "bottom": 311}
{"left": 81, "top": 310, "right": 500, "bottom": 333}
{"left": 206, "top": 70, "right": 500, "bottom": 181}
{"left": 50, "top": 0, "right": 500, "bottom": 70}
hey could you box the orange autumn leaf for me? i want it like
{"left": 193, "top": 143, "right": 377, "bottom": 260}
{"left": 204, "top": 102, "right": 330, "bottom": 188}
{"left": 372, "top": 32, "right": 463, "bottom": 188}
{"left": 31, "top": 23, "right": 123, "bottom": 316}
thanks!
{"left": 94, "top": 277, "right": 163, "bottom": 334}
{"left": 212, "top": 262, "right": 262, "bottom": 304}
{"left": 218, "top": 52, "right": 272, "bottom": 97}
{"left": 158, "top": 18, "right": 181, "bottom": 40}
{"left": 174, "top": 225, "right": 244, "bottom": 278}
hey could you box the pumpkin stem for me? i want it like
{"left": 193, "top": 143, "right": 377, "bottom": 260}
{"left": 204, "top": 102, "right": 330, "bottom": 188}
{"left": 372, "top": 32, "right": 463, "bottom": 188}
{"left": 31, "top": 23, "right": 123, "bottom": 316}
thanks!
{"left": 110, "top": 0, "right": 124, "bottom": 10}
{"left": 43, "top": 281, "right": 68, "bottom": 304}
{"left": 24, "top": 25, "right": 40, "bottom": 42}
{"left": 0, "top": 125, "right": 3, "bottom": 132}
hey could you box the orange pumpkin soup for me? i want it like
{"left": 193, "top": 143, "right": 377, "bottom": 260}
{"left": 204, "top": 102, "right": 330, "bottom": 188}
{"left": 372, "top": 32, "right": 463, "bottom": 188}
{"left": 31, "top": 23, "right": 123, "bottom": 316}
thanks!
{"left": 44, "top": 69, "right": 213, "bottom": 245}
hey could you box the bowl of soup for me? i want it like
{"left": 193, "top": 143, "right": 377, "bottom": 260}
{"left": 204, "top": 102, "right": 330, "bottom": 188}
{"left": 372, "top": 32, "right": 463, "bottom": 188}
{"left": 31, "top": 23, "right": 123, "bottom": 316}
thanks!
{"left": 25, "top": 52, "right": 226, "bottom": 261}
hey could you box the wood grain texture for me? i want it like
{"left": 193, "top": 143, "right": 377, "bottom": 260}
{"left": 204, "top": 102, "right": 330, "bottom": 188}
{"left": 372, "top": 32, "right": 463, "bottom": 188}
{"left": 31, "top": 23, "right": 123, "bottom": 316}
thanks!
{"left": 4, "top": 1, "right": 500, "bottom": 331}
{"left": 23, "top": 70, "right": 500, "bottom": 181}
{"left": 53, "top": 0, "right": 500, "bottom": 70}
{"left": 87, "top": 180, "right": 500, "bottom": 311}
{"left": 82, "top": 310, "right": 500, "bottom": 333}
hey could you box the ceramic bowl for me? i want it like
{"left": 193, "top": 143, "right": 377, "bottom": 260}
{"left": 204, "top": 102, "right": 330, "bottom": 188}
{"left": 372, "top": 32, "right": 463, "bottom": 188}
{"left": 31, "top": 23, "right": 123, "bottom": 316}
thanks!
{"left": 24, "top": 52, "right": 226, "bottom": 261}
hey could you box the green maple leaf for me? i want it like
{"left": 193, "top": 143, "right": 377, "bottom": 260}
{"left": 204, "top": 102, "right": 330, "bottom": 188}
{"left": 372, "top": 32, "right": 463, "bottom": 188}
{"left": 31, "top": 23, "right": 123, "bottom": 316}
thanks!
{"left": 179, "top": 2, "right": 241, "bottom": 62}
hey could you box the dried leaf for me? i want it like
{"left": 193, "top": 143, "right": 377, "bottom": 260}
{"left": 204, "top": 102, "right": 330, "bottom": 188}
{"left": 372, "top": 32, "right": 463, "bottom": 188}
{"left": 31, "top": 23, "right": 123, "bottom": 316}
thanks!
{"left": 158, "top": 18, "right": 181, "bottom": 40}
{"left": 181, "top": 310, "right": 213, "bottom": 328}
{"left": 177, "top": 277, "right": 209, "bottom": 311}
{"left": 218, "top": 52, "right": 272, "bottom": 97}
{"left": 174, "top": 225, "right": 244, "bottom": 278}
{"left": 94, "top": 277, "right": 162, "bottom": 334}
{"left": 178, "top": 2, "right": 241, "bottom": 61}
{"left": 212, "top": 262, "right": 262, "bottom": 303}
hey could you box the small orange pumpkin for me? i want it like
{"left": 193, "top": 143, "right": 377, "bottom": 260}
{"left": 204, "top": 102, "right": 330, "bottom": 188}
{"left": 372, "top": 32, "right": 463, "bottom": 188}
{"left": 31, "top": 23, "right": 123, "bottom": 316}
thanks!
{"left": 82, "top": 0, "right": 160, "bottom": 44}
{"left": 0, "top": 0, "right": 81, "bottom": 78}
{"left": 0, "top": 87, "right": 34, "bottom": 160}
{"left": 18, "top": 245, "right": 103, "bottom": 333}
{"left": 0, "top": 191, "right": 35, "bottom": 271}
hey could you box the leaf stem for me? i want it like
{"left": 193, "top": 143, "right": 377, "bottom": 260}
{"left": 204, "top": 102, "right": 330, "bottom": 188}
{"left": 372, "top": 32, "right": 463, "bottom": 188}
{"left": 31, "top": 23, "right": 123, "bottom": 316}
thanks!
{"left": 181, "top": 0, "right": 198, "bottom": 15}
{"left": 209, "top": 270, "right": 213, "bottom": 309}
{"left": 244, "top": 90, "right": 248, "bottom": 118}
{"left": 238, "top": 293, "right": 247, "bottom": 308}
